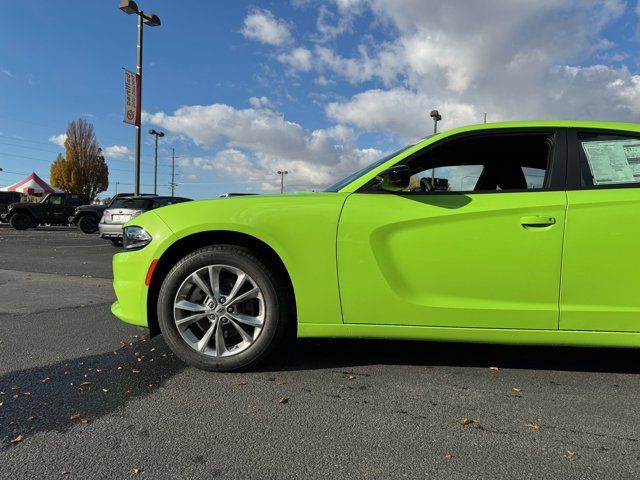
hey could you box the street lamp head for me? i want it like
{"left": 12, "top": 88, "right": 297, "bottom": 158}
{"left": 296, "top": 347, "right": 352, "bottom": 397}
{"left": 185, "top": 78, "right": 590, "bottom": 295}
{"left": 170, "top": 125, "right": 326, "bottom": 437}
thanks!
{"left": 430, "top": 110, "right": 442, "bottom": 121}
{"left": 158, "top": 131, "right": 165, "bottom": 137}
{"left": 118, "top": 0, "right": 139, "bottom": 15}
{"left": 143, "top": 13, "right": 161, "bottom": 27}
{"left": 149, "top": 129, "right": 165, "bottom": 137}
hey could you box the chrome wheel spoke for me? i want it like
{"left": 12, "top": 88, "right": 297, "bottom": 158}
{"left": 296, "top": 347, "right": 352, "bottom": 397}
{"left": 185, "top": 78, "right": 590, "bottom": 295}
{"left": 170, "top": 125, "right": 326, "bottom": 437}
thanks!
{"left": 214, "top": 321, "right": 227, "bottom": 356}
{"left": 230, "top": 319, "right": 253, "bottom": 343}
{"left": 228, "top": 311, "right": 263, "bottom": 327}
{"left": 227, "top": 287, "right": 260, "bottom": 307}
{"left": 191, "top": 271, "right": 214, "bottom": 301}
{"left": 176, "top": 312, "right": 207, "bottom": 327}
{"left": 175, "top": 299, "right": 207, "bottom": 312}
{"left": 208, "top": 266, "right": 221, "bottom": 299}
{"left": 197, "top": 321, "right": 217, "bottom": 352}
{"left": 226, "top": 273, "right": 246, "bottom": 302}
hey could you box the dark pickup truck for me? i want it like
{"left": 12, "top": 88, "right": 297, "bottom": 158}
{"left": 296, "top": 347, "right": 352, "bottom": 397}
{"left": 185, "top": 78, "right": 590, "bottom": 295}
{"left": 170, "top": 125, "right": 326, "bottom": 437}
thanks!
{"left": 2, "top": 192, "right": 90, "bottom": 230}
{"left": 68, "top": 192, "right": 148, "bottom": 234}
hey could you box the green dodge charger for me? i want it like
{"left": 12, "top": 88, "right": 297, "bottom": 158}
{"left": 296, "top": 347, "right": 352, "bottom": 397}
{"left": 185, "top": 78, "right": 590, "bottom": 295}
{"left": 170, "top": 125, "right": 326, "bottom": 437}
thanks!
{"left": 112, "top": 120, "right": 640, "bottom": 371}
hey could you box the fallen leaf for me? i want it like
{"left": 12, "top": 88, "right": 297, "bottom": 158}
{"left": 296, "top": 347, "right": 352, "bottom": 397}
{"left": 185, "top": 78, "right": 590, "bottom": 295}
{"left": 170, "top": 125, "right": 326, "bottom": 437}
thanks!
{"left": 26, "top": 416, "right": 35, "bottom": 422}
{"left": 236, "top": 381, "right": 248, "bottom": 386}
{"left": 511, "top": 387, "right": 522, "bottom": 393}
{"left": 278, "top": 396, "right": 289, "bottom": 405}
{"left": 132, "top": 369, "right": 140, "bottom": 374}
{"left": 41, "top": 377, "right": 51, "bottom": 383}
{"left": 348, "top": 374, "right": 357, "bottom": 380}
{"left": 80, "top": 419, "right": 89, "bottom": 424}
{"left": 489, "top": 367, "right": 500, "bottom": 372}
{"left": 64, "top": 371, "right": 71, "bottom": 375}
{"left": 80, "top": 381, "right": 91, "bottom": 387}
{"left": 131, "top": 467, "right": 142, "bottom": 475}
{"left": 565, "top": 450, "right": 576, "bottom": 458}
{"left": 443, "top": 453, "right": 454, "bottom": 460}
{"left": 70, "top": 414, "right": 80, "bottom": 421}
{"left": 10, "top": 434, "right": 23, "bottom": 444}
{"left": 102, "top": 389, "right": 109, "bottom": 393}
{"left": 11, "top": 385, "right": 19, "bottom": 390}
{"left": 276, "top": 381, "right": 286, "bottom": 385}
{"left": 459, "top": 417, "right": 478, "bottom": 426}
{"left": 527, "top": 423, "right": 541, "bottom": 431}
{"left": 23, "top": 392, "right": 31, "bottom": 396}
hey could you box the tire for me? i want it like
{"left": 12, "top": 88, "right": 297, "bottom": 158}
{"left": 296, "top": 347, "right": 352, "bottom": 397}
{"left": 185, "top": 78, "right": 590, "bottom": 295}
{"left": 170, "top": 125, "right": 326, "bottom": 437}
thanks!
{"left": 78, "top": 215, "right": 99, "bottom": 234}
{"left": 10, "top": 213, "right": 33, "bottom": 230}
{"left": 157, "top": 245, "right": 292, "bottom": 372}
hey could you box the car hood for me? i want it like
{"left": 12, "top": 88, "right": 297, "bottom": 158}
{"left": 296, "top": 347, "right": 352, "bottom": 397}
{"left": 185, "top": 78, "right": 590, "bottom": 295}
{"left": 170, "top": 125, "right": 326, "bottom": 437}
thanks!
{"left": 7, "top": 201, "right": 40, "bottom": 209}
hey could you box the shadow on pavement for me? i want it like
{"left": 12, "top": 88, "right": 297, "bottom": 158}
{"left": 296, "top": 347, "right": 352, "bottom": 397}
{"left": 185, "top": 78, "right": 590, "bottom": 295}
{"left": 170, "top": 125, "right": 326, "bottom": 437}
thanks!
{"left": 0, "top": 336, "right": 185, "bottom": 450}
{"left": 275, "top": 338, "right": 640, "bottom": 375}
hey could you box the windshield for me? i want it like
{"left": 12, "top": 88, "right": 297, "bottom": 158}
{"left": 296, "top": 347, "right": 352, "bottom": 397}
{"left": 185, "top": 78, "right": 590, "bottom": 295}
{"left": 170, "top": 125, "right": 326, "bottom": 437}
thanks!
{"left": 324, "top": 144, "right": 414, "bottom": 192}
{"left": 109, "top": 198, "right": 150, "bottom": 210}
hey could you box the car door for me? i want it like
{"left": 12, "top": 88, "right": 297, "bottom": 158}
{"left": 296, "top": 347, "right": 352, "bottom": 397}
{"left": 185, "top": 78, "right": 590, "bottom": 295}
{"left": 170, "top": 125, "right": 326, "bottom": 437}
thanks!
{"left": 560, "top": 129, "right": 640, "bottom": 332}
{"left": 337, "top": 129, "right": 567, "bottom": 330}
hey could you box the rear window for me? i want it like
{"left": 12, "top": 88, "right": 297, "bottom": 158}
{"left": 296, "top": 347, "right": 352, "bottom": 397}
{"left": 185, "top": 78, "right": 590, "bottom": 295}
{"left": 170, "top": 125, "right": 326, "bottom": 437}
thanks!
{"left": 110, "top": 198, "right": 150, "bottom": 209}
{"left": 578, "top": 132, "right": 640, "bottom": 187}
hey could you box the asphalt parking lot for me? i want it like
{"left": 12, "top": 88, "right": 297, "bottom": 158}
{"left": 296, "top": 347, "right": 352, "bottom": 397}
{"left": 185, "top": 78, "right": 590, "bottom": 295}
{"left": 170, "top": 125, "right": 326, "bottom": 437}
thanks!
{"left": 2, "top": 223, "right": 640, "bottom": 479}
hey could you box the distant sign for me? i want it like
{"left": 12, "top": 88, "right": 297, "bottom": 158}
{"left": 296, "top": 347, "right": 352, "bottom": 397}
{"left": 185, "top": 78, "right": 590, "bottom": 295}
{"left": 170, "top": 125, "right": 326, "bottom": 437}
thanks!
{"left": 123, "top": 69, "right": 140, "bottom": 126}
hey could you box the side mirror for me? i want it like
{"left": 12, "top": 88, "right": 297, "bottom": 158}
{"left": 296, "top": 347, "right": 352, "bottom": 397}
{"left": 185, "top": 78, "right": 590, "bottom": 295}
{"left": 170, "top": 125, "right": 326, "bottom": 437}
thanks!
{"left": 376, "top": 165, "right": 411, "bottom": 192}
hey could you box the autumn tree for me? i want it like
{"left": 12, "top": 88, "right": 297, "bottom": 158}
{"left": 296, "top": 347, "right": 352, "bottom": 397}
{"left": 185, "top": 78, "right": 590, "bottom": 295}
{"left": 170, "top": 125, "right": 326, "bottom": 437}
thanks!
{"left": 50, "top": 119, "right": 109, "bottom": 200}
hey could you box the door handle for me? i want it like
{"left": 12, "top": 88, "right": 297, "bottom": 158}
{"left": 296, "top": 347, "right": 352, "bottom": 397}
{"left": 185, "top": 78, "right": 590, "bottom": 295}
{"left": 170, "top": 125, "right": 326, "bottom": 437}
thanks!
{"left": 520, "top": 215, "right": 556, "bottom": 228}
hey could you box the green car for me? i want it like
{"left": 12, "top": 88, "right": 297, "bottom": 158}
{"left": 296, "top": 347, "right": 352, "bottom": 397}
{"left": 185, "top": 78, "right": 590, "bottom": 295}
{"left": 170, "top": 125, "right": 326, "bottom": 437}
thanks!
{"left": 112, "top": 120, "right": 640, "bottom": 371}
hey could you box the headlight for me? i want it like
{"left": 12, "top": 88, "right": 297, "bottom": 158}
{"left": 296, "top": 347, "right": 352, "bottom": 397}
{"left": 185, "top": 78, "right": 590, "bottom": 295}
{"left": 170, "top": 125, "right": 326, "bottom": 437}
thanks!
{"left": 123, "top": 226, "right": 152, "bottom": 250}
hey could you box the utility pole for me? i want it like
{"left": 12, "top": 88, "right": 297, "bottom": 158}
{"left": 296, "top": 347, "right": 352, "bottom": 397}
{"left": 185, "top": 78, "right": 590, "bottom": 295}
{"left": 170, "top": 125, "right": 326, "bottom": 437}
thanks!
{"left": 170, "top": 148, "right": 176, "bottom": 196}
{"left": 277, "top": 170, "right": 288, "bottom": 194}
{"left": 484, "top": 112, "right": 487, "bottom": 124}
{"left": 148, "top": 129, "right": 165, "bottom": 194}
{"left": 115, "top": 181, "right": 120, "bottom": 195}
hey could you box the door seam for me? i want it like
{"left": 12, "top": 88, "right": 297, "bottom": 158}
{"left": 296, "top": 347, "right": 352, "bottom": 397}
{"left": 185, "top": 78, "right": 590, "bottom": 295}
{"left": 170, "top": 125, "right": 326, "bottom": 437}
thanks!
{"left": 556, "top": 191, "right": 569, "bottom": 329}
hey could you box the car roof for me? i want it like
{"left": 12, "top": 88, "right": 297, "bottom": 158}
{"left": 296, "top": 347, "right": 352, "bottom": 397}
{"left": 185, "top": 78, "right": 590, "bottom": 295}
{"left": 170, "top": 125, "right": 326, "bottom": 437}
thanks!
{"left": 439, "top": 120, "right": 640, "bottom": 137}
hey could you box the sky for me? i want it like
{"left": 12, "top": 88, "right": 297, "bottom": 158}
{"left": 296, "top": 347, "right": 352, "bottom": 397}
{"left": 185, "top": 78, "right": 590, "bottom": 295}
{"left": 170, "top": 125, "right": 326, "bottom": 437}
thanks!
{"left": 1, "top": 0, "right": 640, "bottom": 199}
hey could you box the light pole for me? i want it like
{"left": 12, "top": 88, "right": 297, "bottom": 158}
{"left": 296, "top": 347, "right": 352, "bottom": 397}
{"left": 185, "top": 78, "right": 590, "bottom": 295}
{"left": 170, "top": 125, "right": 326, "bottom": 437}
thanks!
{"left": 277, "top": 170, "right": 288, "bottom": 194}
{"left": 119, "top": 0, "right": 161, "bottom": 196}
{"left": 115, "top": 181, "right": 120, "bottom": 195}
{"left": 148, "top": 129, "right": 164, "bottom": 194}
{"left": 429, "top": 110, "right": 442, "bottom": 187}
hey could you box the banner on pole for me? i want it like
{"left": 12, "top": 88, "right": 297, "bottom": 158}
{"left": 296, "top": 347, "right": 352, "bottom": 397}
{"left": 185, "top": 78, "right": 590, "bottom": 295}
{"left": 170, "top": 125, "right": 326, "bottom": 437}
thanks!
{"left": 123, "top": 69, "right": 140, "bottom": 126}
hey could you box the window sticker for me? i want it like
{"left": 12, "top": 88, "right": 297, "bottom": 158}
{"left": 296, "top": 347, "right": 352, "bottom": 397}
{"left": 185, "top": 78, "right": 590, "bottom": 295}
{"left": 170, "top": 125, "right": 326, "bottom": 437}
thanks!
{"left": 581, "top": 139, "right": 640, "bottom": 185}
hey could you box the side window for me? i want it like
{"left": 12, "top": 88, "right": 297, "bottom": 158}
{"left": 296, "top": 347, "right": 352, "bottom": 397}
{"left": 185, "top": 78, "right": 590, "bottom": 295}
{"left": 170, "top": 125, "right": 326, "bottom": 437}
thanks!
{"left": 50, "top": 195, "right": 63, "bottom": 205}
{"left": 390, "top": 132, "right": 554, "bottom": 193}
{"left": 578, "top": 133, "right": 640, "bottom": 187}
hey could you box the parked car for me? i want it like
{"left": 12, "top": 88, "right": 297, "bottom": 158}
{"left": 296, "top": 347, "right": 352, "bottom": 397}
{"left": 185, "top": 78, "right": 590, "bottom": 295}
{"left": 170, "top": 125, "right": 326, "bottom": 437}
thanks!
{"left": 69, "top": 193, "right": 156, "bottom": 234}
{"left": 0, "top": 192, "right": 22, "bottom": 222}
{"left": 2, "top": 192, "right": 89, "bottom": 230}
{"left": 111, "top": 120, "right": 640, "bottom": 372}
{"left": 99, "top": 196, "right": 192, "bottom": 245}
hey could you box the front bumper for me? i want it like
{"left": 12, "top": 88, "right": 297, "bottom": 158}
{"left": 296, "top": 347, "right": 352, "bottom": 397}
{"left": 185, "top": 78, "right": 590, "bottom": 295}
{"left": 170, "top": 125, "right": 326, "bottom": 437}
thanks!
{"left": 111, "top": 212, "right": 178, "bottom": 328}
{"left": 99, "top": 222, "right": 124, "bottom": 238}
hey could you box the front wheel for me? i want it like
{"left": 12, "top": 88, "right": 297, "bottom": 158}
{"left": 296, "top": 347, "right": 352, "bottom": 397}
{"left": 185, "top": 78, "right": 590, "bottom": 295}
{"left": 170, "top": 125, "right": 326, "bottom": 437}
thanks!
{"left": 157, "top": 245, "right": 292, "bottom": 372}
{"left": 10, "top": 213, "right": 33, "bottom": 230}
{"left": 78, "top": 216, "right": 99, "bottom": 234}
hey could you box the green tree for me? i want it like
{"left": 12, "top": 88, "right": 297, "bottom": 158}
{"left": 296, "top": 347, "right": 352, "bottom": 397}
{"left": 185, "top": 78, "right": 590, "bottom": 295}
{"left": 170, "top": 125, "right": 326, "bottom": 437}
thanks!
{"left": 50, "top": 119, "right": 109, "bottom": 199}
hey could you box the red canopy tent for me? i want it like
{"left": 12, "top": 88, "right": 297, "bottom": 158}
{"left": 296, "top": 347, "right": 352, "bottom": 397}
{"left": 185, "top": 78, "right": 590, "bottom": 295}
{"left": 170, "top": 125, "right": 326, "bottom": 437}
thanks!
{"left": 0, "top": 172, "right": 61, "bottom": 196}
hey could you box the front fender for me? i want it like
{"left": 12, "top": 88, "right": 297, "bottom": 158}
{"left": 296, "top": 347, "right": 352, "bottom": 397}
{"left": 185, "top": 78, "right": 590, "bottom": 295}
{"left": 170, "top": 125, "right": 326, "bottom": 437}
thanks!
{"left": 152, "top": 194, "right": 349, "bottom": 326}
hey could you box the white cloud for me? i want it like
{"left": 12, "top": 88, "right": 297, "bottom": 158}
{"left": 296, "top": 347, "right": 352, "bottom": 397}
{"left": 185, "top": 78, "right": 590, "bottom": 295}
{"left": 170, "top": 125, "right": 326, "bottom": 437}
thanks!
{"left": 241, "top": 9, "right": 293, "bottom": 47}
{"left": 277, "top": 47, "right": 313, "bottom": 72}
{"left": 103, "top": 145, "right": 132, "bottom": 159}
{"left": 248, "top": 96, "right": 273, "bottom": 109}
{"left": 146, "top": 104, "right": 382, "bottom": 190}
{"left": 1, "top": 68, "right": 13, "bottom": 78}
{"left": 48, "top": 133, "right": 67, "bottom": 148}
